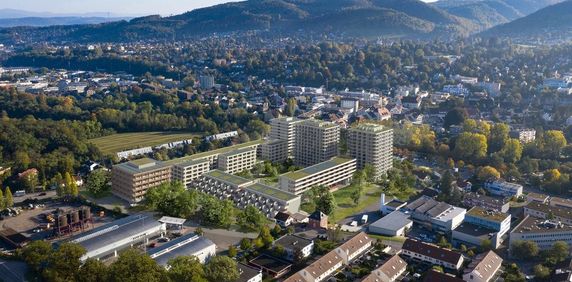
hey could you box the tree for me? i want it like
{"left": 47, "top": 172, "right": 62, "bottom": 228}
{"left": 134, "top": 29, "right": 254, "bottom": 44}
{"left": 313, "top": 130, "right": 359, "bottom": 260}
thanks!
{"left": 454, "top": 132, "right": 488, "bottom": 161}
{"left": 285, "top": 98, "right": 297, "bottom": 117}
{"left": 5, "top": 187, "right": 13, "bottom": 208}
{"left": 108, "top": 249, "right": 166, "bottom": 282}
{"left": 490, "top": 123, "right": 510, "bottom": 153}
{"left": 85, "top": 169, "right": 110, "bottom": 196}
{"left": 544, "top": 241, "right": 569, "bottom": 264}
{"left": 481, "top": 239, "right": 493, "bottom": 252}
{"left": 78, "top": 259, "right": 108, "bottom": 282}
{"left": 315, "top": 190, "right": 337, "bottom": 216}
{"left": 236, "top": 205, "right": 265, "bottom": 231}
{"left": 273, "top": 245, "right": 286, "bottom": 257}
{"left": 240, "top": 238, "right": 252, "bottom": 251}
{"left": 204, "top": 256, "right": 240, "bottom": 282}
{"left": 533, "top": 264, "right": 550, "bottom": 281}
{"left": 477, "top": 166, "right": 501, "bottom": 182}
{"left": 20, "top": 240, "right": 52, "bottom": 272}
{"left": 543, "top": 130, "right": 567, "bottom": 158}
{"left": 258, "top": 225, "right": 275, "bottom": 247}
{"left": 511, "top": 240, "right": 539, "bottom": 260}
{"left": 0, "top": 188, "right": 5, "bottom": 211}
{"left": 500, "top": 139, "right": 523, "bottom": 163}
{"left": 44, "top": 243, "right": 86, "bottom": 281}
{"left": 195, "top": 227, "right": 203, "bottom": 236}
{"left": 228, "top": 245, "right": 238, "bottom": 258}
{"left": 444, "top": 108, "right": 467, "bottom": 128}
{"left": 167, "top": 256, "right": 207, "bottom": 282}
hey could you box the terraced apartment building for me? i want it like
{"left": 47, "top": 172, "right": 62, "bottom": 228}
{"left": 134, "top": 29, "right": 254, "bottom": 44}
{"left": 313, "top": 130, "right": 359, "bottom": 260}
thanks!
{"left": 279, "top": 157, "right": 356, "bottom": 195}
{"left": 294, "top": 119, "right": 340, "bottom": 167}
{"left": 347, "top": 123, "right": 393, "bottom": 180}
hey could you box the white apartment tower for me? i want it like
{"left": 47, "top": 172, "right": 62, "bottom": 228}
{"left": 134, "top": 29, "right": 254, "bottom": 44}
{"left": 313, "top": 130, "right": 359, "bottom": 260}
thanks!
{"left": 348, "top": 123, "right": 393, "bottom": 179}
{"left": 294, "top": 119, "right": 340, "bottom": 167}
{"left": 270, "top": 117, "right": 302, "bottom": 157}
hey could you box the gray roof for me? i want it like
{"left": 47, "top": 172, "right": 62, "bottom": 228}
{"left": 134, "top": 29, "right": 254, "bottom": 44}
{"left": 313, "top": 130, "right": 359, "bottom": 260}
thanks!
{"left": 237, "top": 263, "right": 261, "bottom": 282}
{"left": 274, "top": 234, "right": 313, "bottom": 250}
{"left": 70, "top": 214, "right": 162, "bottom": 253}
{"left": 369, "top": 211, "right": 412, "bottom": 232}
{"left": 149, "top": 233, "right": 215, "bottom": 266}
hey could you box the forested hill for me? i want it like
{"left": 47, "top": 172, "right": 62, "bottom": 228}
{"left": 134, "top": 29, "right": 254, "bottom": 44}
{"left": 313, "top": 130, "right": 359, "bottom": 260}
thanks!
{"left": 0, "top": 0, "right": 478, "bottom": 43}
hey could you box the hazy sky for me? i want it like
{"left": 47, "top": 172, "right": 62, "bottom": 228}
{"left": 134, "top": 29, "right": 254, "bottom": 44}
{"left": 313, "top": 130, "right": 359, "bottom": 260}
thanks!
{"left": 0, "top": 0, "right": 244, "bottom": 16}
{"left": 0, "top": 0, "right": 438, "bottom": 16}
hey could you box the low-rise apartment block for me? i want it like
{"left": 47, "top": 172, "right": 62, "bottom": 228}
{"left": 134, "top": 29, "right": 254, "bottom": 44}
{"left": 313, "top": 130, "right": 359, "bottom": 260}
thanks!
{"left": 510, "top": 216, "right": 572, "bottom": 251}
{"left": 111, "top": 158, "right": 171, "bottom": 203}
{"left": 279, "top": 157, "right": 356, "bottom": 195}
{"left": 171, "top": 159, "right": 210, "bottom": 187}
{"left": 401, "top": 239, "right": 464, "bottom": 270}
{"left": 192, "top": 170, "right": 301, "bottom": 218}
{"left": 463, "top": 250, "right": 503, "bottom": 282}
{"left": 510, "top": 128, "right": 536, "bottom": 144}
{"left": 484, "top": 179, "right": 523, "bottom": 197}
{"left": 463, "top": 192, "right": 510, "bottom": 213}
{"left": 404, "top": 196, "right": 466, "bottom": 233}
{"left": 217, "top": 147, "right": 257, "bottom": 174}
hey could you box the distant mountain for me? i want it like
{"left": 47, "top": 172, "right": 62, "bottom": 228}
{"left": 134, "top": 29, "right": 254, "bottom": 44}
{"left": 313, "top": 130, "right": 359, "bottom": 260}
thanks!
{"left": 0, "top": 9, "right": 138, "bottom": 19}
{"left": 434, "top": 0, "right": 564, "bottom": 30}
{"left": 483, "top": 0, "right": 572, "bottom": 38}
{"left": 0, "top": 0, "right": 480, "bottom": 43}
{"left": 0, "top": 17, "right": 131, "bottom": 28}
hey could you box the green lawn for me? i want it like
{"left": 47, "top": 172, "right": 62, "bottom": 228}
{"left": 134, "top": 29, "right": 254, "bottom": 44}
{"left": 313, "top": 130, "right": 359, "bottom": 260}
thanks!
{"left": 90, "top": 131, "right": 201, "bottom": 155}
{"left": 330, "top": 184, "right": 382, "bottom": 223}
{"left": 367, "top": 234, "right": 406, "bottom": 243}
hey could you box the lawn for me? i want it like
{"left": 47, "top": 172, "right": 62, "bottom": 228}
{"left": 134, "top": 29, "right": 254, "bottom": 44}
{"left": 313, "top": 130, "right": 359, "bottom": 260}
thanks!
{"left": 330, "top": 183, "right": 382, "bottom": 223}
{"left": 89, "top": 132, "right": 201, "bottom": 155}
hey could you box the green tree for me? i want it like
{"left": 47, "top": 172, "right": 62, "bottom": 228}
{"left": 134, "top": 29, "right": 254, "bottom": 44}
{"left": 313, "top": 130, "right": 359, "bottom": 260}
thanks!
{"left": 0, "top": 188, "right": 5, "bottom": 211}
{"left": 477, "top": 166, "right": 501, "bottom": 182}
{"left": 204, "top": 256, "right": 240, "bottom": 282}
{"left": 108, "top": 249, "right": 166, "bottom": 282}
{"left": 481, "top": 239, "right": 493, "bottom": 252}
{"left": 20, "top": 240, "right": 52, "bottom": 272}
{"left": 285, "top": 98, "right": 297, "bottom": 117}
{"left": 240, "top": 238, "right": 252, "bottom": 251}
{"left": 228, "top": 245, "right": 238, "bottom": 258}
{"left": 490, "top": 123, "right": 510, "bottom": 153}
{"left": 236, "top": 205, "right": 265, "bottom": 231}
{"left": 533, "top": 264, "right": 550, "bottom": 281}
{"left": 5, "top": 187, "right": 13, "bottom": 208}
{"left": 500, "top": 138, "right": 523, "bottom": 163}
{"left": 455, "top": 132, "right": 488, "bottom": 161}
{"left": 258, "top": 225, "right": 275, "bottom": 247}
{"left": 543, "top": 130, "right": 567, "bottom": 158}
{"left": 544, "top": 241, "right": 569, "bottom": 264}
{"left": 315, "top": 190, "right": 337, "bottom": 215}
{"left": 44, "top": 243, "right": 86, "bottom": 281}
{"left": 78, "top": 259, "right": 108, "bottom": 282}
{"left": 511, "top": 240, "right": 539, "bottom": 260}
{"left": 167, "top": 256, "right": 207, "bottom": 282}
{"left": 85, "top": 169, "right": 110, "bottom": 196}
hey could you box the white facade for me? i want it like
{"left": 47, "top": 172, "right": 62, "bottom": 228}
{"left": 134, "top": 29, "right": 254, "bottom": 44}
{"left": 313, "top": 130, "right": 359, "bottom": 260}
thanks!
{"left": 484, "top": 180, "right": 523, "bottom": 197}
{"left": 279, "top": 157, "right": 356, "bottom": 195}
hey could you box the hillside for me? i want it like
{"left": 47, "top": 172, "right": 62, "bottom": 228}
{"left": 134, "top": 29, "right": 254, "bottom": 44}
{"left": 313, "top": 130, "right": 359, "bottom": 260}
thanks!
{"left": 434, "top": 0, "right": 564, "bottom": 30}
{"left": 0, "top": 17, "right": 130, "bottom": 28}
{"left": 0, "top": 0, "right": 479, "bottom": 43}
{"left": 483, "top": 0, "right": 572, "bottom": 38}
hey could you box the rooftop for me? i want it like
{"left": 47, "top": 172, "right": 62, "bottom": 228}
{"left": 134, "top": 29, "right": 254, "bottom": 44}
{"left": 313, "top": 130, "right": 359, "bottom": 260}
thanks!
{"left": 236, "top": 263, "right": 261, "bottom": 282}
{"left": 385, "top": 199, "right": 406, "bottom": 208}
{"left": 402, "top": 239, "right": 462, "bottom": 265}
{"left": 369, "top": 211, "right": 412, "bottom": 232}
{"left": 245, "top": 183, "right": 298, "bottom": 202}
{"left": 219, "top": 146, "right": 256, "bottom": 157}
{"left": 350, "top": 123, "right": 392, "bottom": 133}
{"left": 204, "top": 170, "right": 252, "bottom": 187}
{"left": 164, "top": 140, "right": 262, "bottom": 165}
{"left": 298, "top": 119, "right": 338, "bottom": 128}
{"left": 249, "top": 254, "right": 292, "bottom": 273}
{"left": 463, "top": 251, "right": 503, "bottom": 281}
{"left": 148, "top": 233, "right": 215, "bottom": 266}
{"left": 274, "top": 234, "right": 313, "bottom": 250}
{"left": 453, "top": 222, "right": 497, "bottom": 238}
{"left": 467, "top": 207, "right": 510, "bottom": 223}
{"left": 115, "top": 158, "right": 168, "bottom": 174}
{"left": 526, "top": 202, "right": 572, "bottom": 220}
{"left": 282, "top": 157, "right": 355, "bottom": 180}
{"left": 512, "top": 215, "right": 572, "bottom": 234}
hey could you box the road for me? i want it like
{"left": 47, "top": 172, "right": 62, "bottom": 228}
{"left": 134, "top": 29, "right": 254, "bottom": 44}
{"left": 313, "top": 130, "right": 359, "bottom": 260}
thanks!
{"left": 0, "top": 259, "right": 27, "bottom": 282}
{"left": 13, "top": 191, "right": 57, "bottom": 204}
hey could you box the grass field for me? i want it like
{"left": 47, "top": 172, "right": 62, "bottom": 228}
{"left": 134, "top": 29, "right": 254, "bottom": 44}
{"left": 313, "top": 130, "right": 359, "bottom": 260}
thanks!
{"left": 90, "top": 132, "right": 201, "bottom": 155}
{"left": 330, "top": 184, "right": 382, "bottom": 223}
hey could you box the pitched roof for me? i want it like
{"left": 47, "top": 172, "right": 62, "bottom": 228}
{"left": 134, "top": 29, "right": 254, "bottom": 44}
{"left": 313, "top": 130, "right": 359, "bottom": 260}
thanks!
{"left": 309, "top": 211, "right": 327, "bottom": 221}
{"left": 275, "top": 211, "right": 292, "bottom": 222}
{"left": 463, "top": 251, "right": 503, "bottom": 282}
{"left": 362, "top": 255, "right": 408, "bottom": 282}
{"left": 402, "top": 239, "right": 463, "bottom": 265}
{"left": 337, "top": 232, "right": 373, "bottom": 258}
{"left": 304, "top": 251, "right": 343, "bottom": 280}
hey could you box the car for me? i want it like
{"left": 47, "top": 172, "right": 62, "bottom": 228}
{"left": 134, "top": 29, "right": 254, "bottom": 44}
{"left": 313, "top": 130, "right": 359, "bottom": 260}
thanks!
{"left": 148, "top": 242, "right": 157, "bottom": 248}
{"left": 39, "top": 192, "right": 47, "bottom": 196}
{"left": 158, "top": 237, "right": 170, "bottom": 243}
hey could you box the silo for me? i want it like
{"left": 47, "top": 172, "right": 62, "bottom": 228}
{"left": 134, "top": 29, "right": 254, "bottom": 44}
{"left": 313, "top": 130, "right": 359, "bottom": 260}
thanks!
{"left": 58, "top": 215, "right": 68, "bottom": 227}
{"left": 72, "top": 210, "right": 80, "bottom": 223}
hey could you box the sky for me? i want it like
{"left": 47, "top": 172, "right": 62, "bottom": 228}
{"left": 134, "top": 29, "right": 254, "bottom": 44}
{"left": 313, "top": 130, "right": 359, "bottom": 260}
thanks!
{"left": 0, "top": 0, "right": 244, "bottom": 16}
{"left": 0, "top": 0, "right": 438, "bottom": 17}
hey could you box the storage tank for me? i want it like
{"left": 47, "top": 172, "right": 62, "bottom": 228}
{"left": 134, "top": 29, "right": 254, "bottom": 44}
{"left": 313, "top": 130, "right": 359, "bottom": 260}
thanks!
{"left": 58, "top": 215, "right": 68, "bottom": 227}
{"left": 72, "top": 210, "right": 80, "bottom": 223}
{"left": 81, "top": 207, "right": 91, "bottom": 220}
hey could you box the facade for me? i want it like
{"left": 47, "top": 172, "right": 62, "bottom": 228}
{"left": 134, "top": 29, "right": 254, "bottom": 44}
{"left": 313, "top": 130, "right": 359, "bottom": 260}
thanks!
{"left": 69, "top": 214, "right": 165, "bottom": 261}
{"left": 199, "top": 75, "right": 215, "bottom": 89}
{"left": 453, "top": 207, "right": 511, "bottom": 249}
{"left": 368, "top": 211, "right": 412, "bottom": 237}
{"left": 192, "top": 170, "right": 301, "bottom": 218}
{"left": 148, "top": 233, "right": 216, "bottom": 266}
{"left": 524, "top": 202, "right": 572, "bottom": 225}
{"left": 270, "top": 117, "right": 302, "bottom": 157}
{"left": 279, "top": 157, "right": 356, "bottom": 195}
{"left": 380, "top": 193, "right": 407, "bottom": 215}
{"left": 550, "top": 196, "right": 572, "bottom": 209}
{"left": 273, "top": 235, "right": 314, "bottom": 261}
{"left": 334, "top": 232, "right": 373, "bottom": 264}
{"left": 217, "top": 147, "right": 257, "bottom": 174}
{"left": 526, "top": 192, "right": 550, "bottom": 204}
{"left": 347, "top": 123, "right": 393, "bottom": 180}
{"left": 510, "top": 129, "right": 536, "bottom": 144}
{"left": 171, "top": 159, "right": 210, "bottom": 187}
{"left": 452, "top": 222, "right": 499, "bottom": 249}
{"left": 463, "top": 192, "right": 510, "bottom": 213}
{"left": 362, "top": 255, "right": 407, "bottom": 282}
{"left": 259, "top": 139, "right": 289, "bottom": 163}
{"left": 404, "top": 196, "right": 466, "bottom": 233}
{"left": 510, "top": 216, "right": 572, "bottom": 251}
{"left": 465, "top": 207, "right": 511, "bottom": 237}
{"left": 294, "top": 119, "right": 340, "bottom": 167}
{"left": 237, "top": 263, "right": 263, "bottom": 282}
{"left": 484, "top": 179, "right": 523, "bottom": 197}
{"left": 463, "top": 251, "right": 503, "bottom": 282}
{"left": 401, "top": 239, "right": 464, "bottom": 270}
{"left": 111, "top": 158, "right": 171, "bottom": 203}
{"left": 308, "top": 211, "right": 328, "bottom": 229}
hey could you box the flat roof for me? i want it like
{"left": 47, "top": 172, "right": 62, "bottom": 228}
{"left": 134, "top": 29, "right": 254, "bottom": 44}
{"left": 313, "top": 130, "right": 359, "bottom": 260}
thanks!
{"left": 164, "top": 140, "right": 262, "bottom": 165}
{"left": 69, "top": 214, "right": 163, "bottom": 254}
{"left": 350, "top": 123, "right": 392, "bottom": 133}
{"left": 370, "top": 211, "right": 412, "bottom": 232}
{"left": 512, "top": 215, "right": 572, "bottom": 234}
{"left": 114, "top": 158, "right": 168, "bottom": 174}
{"left": 237, "top": 263, "right": 261, "bottom": 282}
{"left": 158, "top": 216, "right": 186, "bottom": 225}
{"left": 526, "top": 202, "right": 572, "bottom": 220}
{"left": 246, "top": 183, "right": 298, "bottom": 202}
{"left": 453, "top": 222, "right": 496, "bottom": 238}
{"left": 204, "top": 169, "right": 252, "bottom": 186}
{"left": 282, "top": 157, "right": 355, "bottom": 180}
{"left": 274, "top": 234, "right": 313, "bottom": 250}
{"left": 149, "top": 234, "right": 215, "bottom": 266}
{"left": 467, "top": 207, "right": 509, "bottom": 223}
{"left": 219, "top": 146, "right": 256, "bottom": 157}
{"left": 249, "top": 254, "right": 292, "bottom": 273}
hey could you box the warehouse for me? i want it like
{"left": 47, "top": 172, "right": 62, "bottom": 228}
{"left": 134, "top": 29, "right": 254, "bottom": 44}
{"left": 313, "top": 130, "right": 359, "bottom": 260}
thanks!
{"left": 368, "top": 211, "right": 413, "bottom": 237}
{"left": 69, "top": 214, "right": 165, "bottom": 261}
{"left": 148, "top": 233, "right": 216, "bottom": 267}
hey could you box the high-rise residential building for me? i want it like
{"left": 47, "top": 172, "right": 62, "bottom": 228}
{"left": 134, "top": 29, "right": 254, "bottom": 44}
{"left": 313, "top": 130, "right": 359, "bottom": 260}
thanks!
{"left": 294, "top": 119, "right": 340, "bottom": 167}
{"left": 199, "top": 75, "right": 215, "bottom": 89}
{"left": 347, "top": 123, "right": 393, "bottom": 179}
{"left": 111, "top": 158, "right": 171, "bottom": 203}
{"left": 270, "top": 117, "right": 302, "bottom": 157}
{"left": 217, "top": 147, "right": 257, "bottom": 174}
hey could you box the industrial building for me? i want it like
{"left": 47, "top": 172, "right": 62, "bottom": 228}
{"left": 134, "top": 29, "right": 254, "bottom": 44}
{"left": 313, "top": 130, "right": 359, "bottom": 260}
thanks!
{"left": 69, "top": 214, "right": 165, "bottom": 261}
{"left": 368, "top": 211, "right": 413, "bottom": 237}
{"left": 294, "top": 119, "right": 340, "bottom": 167}
{"left": 111, "top": 158, "right": 172, "bottom": 203}
{"left": 279, "top": 157, "right": 356, "bottom": 195}
{"left": 148, "top": 233, "right": 216, "bottom": 267}
{"left": 347, "top": 123, "right": 393, "bottom": 180}
{"left": 404, "top": 196, "right": 466, "bottom": 233}
{"left": 524, "top": 202, "right": 572, "bottom": 225}
{"left": 510, "top": 216, "right": 572, "bottom": 251}
{"left": 192, "top": 170, "right": 301, "bottom": 218}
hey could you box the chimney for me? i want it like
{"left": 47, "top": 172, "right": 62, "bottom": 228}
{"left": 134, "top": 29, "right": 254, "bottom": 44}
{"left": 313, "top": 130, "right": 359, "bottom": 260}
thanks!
{"left": 380, "top": 193, "right": 386, "bottom": 212}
